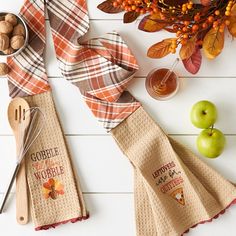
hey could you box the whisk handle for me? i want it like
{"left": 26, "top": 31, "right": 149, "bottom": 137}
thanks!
{"left": 0, "top": 163, "right": 21, "bottom": 214}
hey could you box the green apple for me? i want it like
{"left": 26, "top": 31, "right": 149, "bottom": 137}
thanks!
{"left": 191, "top": 100, "right": 217, "bottom": 129}
{"left": 197, "top": 128, "right": 226, "bottom": 158}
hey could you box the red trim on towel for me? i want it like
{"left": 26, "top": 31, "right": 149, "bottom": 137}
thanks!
{"left": 183, "top": 199, "right": 236, "bottom": 235}
{"left": 35, "top": 214, "right": 89, "bottom": 231}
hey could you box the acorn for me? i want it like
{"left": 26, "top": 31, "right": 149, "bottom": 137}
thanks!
{"left": 0, "top": 63, "right": 9, "bottom": 76}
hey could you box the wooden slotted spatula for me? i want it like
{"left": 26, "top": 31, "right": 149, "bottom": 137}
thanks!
{"left": 7, "top": 98, "right": 30, "bottom": 224}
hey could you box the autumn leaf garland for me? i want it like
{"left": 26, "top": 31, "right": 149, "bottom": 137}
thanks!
{"left": 97, "top": 0, "right": 236, "bottom": 74}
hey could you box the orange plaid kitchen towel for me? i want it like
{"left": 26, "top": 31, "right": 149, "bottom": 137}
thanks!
{"left": 7, "top": 0, "right": 140, "bottom": 131}
{"left": 7, "top": 0, "right": 91, "bottom": 230}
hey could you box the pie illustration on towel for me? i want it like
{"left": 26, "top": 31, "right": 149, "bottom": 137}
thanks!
{"left": 170, "top": 188, "right": 185, "bottom": 206}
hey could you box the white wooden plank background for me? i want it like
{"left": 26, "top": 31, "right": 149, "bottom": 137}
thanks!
{"left": 1, "top": 1, "right": 236, "bottom": 235}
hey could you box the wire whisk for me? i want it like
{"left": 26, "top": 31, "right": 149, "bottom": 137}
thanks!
{"left": 0, "top": 107, "right": 45, "bottom": 214}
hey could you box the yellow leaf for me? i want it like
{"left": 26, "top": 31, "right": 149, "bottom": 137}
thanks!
{"left": 139, "top": 13, "right": 169, "bottom": 32}
{"left": 147, "top": 38, "right": 173, "bottom": 58}
{"left": 203, "top": 28, "right": 224, "bottom": 60}
{"left": 228, "top": 4, "right": 236, "bottom": 37}
{"left": 179, "top": 38, "right": 196, "bottom": 60}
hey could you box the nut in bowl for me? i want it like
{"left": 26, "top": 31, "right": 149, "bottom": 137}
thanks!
{"left": 0, "top": 12, "right": 28, "bottom": 57}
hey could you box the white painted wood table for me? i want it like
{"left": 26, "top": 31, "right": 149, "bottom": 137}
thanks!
{"left": 1, "top": 1, "right": 236, "bottom": 235}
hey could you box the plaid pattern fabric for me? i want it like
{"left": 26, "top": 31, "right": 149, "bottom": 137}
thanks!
{"left": 7, "top": 0, "right": 140, "bottom": 131}
{"left": 7, "top": 0, "right": 50, "bottom": 97}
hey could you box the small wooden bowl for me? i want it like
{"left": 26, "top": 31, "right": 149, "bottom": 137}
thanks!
{"left": 0, "top": 12, "right": 29, "bottom": 57}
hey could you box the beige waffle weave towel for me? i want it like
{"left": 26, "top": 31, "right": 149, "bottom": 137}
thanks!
{"left": 24, "top": 91, "right": 88, "bottom": 230}
{"left": 112, "top": 107, "right": 236, "bottom": 236}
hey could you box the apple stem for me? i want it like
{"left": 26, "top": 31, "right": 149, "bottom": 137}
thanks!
{"left": 210, "top": 125, "right": 214, "bottom": 136}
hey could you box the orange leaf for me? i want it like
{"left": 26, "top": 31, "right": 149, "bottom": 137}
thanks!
{"left": 179, "top": 37, "right": 196, "bottom": 60}
{"left": 139, "top": 13, "right": 169, "bottom": 32}
{"left": 147, "top": 39, "right": 173, "bottom": 58}
{"left": 230, "top": 3, "right": 236, "bottom": 17}
{"left": 228, "top": 22, "right": 236, "bottom": 37}
{"left": 203, "top": 28, "right": 224, "bottom": 59}
{"left": 123, "top": 11, "right": 139, "bottom": 23}
{"left": 97, "top": 0, "right": 123, "bottom": 14}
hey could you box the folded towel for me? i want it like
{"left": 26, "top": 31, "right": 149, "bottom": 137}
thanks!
{"left": 111, "top": 107, "right": 236, "bottom": 235}
{"left": 7, "top": 0, "right": 89, "bottom": 230}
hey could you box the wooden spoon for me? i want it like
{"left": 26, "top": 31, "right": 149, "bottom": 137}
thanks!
{"left": 8, "top": 98, "right": 30, "bottom": 224}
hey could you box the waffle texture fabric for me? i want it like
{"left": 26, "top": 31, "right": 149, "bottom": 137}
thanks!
{"left": 111, "top": 107, "right": 236, "bottom": 236}
{"left": 24, "top": 91, "right": 88, "bottom": 230}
